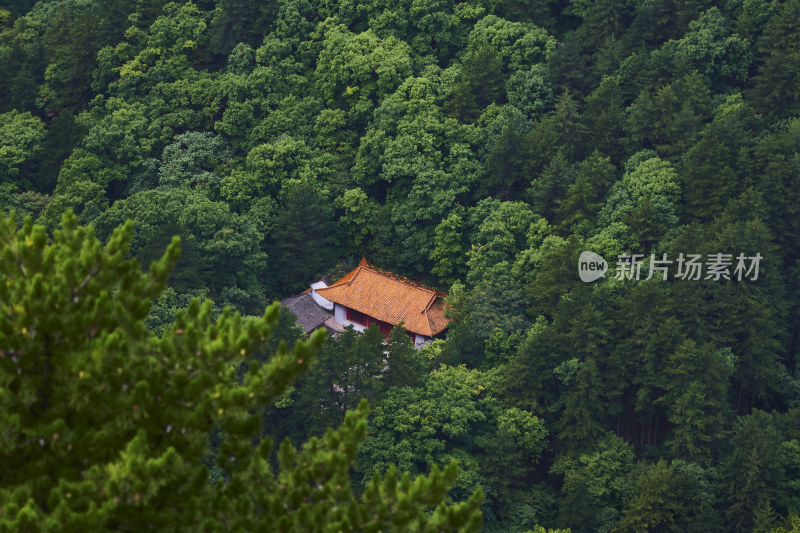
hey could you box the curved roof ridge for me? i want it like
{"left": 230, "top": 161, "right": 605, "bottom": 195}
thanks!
{"left": 422, "top": 292, "right": 436, "bottom": 313}
{"left": 367, "top": 266, "right": 439, "bottom": 295}
{"left": 347, "top": 264, "right": 364, "bottom": 286}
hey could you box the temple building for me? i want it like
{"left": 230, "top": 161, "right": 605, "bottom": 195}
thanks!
{"left": 311, "top": 258, "right": 450, "bottom": 347}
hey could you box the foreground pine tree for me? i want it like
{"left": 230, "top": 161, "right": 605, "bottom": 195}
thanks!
{"left": 0, "top": 211, "right": 483, "bottom": 531}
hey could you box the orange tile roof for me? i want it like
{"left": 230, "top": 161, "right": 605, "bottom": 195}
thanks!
{"left": 315, "top": 258, "right": 450, "bottom": 337}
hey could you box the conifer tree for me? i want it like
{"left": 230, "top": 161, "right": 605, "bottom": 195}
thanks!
{"left": 0, "top": 211, "right": 483, "bottom": 531}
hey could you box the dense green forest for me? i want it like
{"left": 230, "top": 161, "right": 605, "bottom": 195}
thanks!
{"left": 1, "top": 0, "right": 800, "bottom": 530}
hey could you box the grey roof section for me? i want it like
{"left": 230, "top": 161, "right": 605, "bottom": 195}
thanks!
{"left": 281, "top": 293, "right": 332, "bottom": 334}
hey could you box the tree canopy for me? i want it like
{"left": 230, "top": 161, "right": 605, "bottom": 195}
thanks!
{"left": 2, "top": 0, "right": 800, "bottom": 530}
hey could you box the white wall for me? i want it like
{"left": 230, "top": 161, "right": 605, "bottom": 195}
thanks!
{"left": 333, "top": 304, "right": 432, "bottom": 343}
{"left": 334, "top": 303, "right": 366, "bottom": 332}
{"left": 310, "top": 281, "right": 333, "bottom": 310}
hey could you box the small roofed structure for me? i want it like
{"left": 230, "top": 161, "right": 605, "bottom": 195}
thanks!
{"left": 314, "top": 257, "right": 450, "bottom": 347}
{"left": 309, "top": 280, "right": 334, "bottom": 310}
{"left": 280, "top": 292, "right": 332, "bottom": 335}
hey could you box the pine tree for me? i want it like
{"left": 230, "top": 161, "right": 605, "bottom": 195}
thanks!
{"left": 556, "top": 358, "right": 607, "bottom": 452}
{"left": 656, "top": 341, "right": 734, "bottom": 463}
{"left": 445, "top": 45, "right": 506, "bottom": 123}
{"left": 748, "top": 0, "right": 800, "bottom": 118}
{"left": 582, "top": 76, "right": 625, "bottom": 161}
{"left": 0, "top": 211, "right": 483, "bottom": 531}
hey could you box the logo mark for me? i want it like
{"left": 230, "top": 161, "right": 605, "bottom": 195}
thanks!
{"left": 578, "top": 251, "right": 608, "bottom": 282}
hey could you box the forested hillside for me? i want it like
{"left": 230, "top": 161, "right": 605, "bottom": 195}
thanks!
{"left": 1, "top": 0, "right": 799, "bottom": 530}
